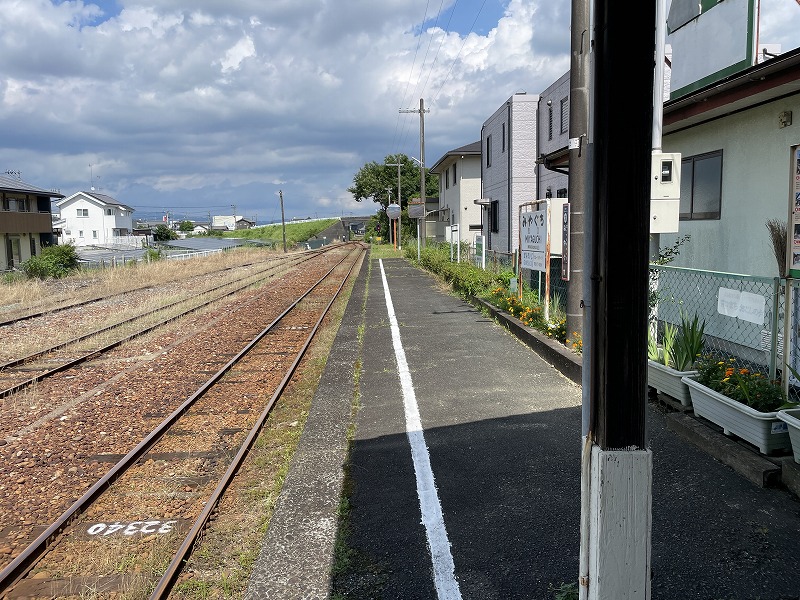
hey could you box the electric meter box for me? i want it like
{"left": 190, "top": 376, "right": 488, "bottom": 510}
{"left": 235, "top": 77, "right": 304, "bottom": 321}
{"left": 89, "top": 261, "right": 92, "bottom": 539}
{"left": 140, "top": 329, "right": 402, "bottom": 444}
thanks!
{"left": 650, "top": 152, "right": 681, "bottom": 233}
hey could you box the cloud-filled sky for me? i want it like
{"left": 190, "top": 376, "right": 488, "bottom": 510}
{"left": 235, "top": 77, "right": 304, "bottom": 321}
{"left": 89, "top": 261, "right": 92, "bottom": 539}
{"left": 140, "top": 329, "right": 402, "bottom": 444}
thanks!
{"left": 2, "top": 0, "right": 798, "bottom": 224}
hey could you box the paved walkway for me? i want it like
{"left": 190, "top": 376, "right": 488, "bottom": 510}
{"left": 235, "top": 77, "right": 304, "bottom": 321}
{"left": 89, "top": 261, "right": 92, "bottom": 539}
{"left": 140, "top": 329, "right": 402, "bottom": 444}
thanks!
{"left": 247, "top": 255, "right": 800, "bottom": 600}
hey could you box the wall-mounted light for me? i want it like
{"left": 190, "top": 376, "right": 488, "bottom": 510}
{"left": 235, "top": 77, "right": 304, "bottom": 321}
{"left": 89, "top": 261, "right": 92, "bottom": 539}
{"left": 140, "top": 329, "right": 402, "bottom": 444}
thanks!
{"left": 545, "top": 186, "right": 553, "bottom": 199}
{"left": 779, "top": 110, "right": 792, "bottom": 128}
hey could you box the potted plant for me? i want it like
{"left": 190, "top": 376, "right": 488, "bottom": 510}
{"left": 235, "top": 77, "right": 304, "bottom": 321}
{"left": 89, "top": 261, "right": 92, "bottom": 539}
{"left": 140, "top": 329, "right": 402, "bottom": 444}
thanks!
{"left": 777, "top": 408, "right": 800, "bottom": 463}
{"left": 682, "top": 354, "right": 791, "bottom": 455}
{"left": 647, "top": 312, "right": 705, "bottom": 406}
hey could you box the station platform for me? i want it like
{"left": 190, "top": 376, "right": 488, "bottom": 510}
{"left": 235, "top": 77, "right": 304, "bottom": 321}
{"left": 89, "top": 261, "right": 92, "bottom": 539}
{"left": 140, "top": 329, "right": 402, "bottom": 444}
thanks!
{"left": 245, "top": 254, "right": 800, "bottom": 600}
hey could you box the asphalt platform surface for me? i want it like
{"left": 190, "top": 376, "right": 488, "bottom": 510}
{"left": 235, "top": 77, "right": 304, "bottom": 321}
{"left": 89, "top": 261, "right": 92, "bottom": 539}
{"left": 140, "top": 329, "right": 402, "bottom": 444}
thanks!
{"left": 246, "top": 254, "right": 800, "bottom": 600}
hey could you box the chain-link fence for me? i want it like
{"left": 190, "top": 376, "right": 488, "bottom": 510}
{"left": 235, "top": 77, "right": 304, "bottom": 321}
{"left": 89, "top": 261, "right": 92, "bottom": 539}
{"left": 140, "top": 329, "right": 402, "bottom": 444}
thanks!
{"left": 651, "top": 264, "right": 800, "bottom": 402}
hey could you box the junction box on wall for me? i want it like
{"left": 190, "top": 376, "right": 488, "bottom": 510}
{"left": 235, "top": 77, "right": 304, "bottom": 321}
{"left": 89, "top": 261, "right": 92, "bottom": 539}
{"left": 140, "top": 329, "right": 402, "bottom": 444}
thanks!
{"left": 650, "top": 152, "right": 681, "bottom": 233}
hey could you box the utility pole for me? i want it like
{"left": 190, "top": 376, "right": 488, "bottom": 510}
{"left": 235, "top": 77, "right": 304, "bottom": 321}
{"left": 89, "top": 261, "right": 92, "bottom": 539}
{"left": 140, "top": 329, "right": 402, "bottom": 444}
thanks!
{"left": 400, "top": 99, "right": 429, "bottom": 248}
{"left": 279, "top": 190, "right": 287, "bottom": 253}
{"left": 386, "top": 158, "right": 403, "bottom": 249}
{"left": 231, "top": 204, "right": 237, "bottom": 231}
{"left": 569, "top": 0, "right": 590, "bottom": 396}
{"left": 580, "top": 0, "right": 656, "bottom": 598}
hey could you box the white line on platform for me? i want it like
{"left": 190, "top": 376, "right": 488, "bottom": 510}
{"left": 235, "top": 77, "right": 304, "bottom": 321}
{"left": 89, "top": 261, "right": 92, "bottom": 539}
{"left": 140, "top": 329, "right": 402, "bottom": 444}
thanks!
{"left": 379, "top": 259, "right": 462, "bottom": 600}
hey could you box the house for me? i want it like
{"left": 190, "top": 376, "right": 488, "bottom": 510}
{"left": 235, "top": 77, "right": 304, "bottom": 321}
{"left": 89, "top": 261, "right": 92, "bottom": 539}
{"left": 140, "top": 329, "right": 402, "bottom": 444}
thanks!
{"left": 659, "top": 46, "right": 800, "bottom": 278}
{"left": 536, "top": 71, "right": 571, "bottom": 202}
{"left": 479, "top": 92, "right": 540, "bottom": 253}
{"left": 212, "top": 215, "right": 255, "bottom": 231}
{"left": 0, "top": 175, "right": 64, "bottom": 270}
{"left": 429, "top": 141, "right": 483, "bottom": 244}
{"left": 55, "top": 190, "right": 135, "bottom": 248}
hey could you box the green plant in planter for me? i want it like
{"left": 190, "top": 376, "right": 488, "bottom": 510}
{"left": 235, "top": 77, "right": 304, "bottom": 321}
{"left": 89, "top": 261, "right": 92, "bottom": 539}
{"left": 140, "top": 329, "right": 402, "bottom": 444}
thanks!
{"left": 668, "top": 312, "right": 706, "bottom": 371}
{"left": 695, "top": 354, "right": 785, "bottom": 412}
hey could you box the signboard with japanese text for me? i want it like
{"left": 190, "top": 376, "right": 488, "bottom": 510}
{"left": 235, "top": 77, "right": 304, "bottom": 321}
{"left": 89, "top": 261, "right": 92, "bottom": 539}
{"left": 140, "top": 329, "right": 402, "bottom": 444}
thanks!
{"left": 520, "top": 207, "right": 548, "bottom": 272}
{"left": 791, "top": 145, "right": 800, "bottom": 277}
{"left": 561, "top": 203, "right": 570, "bottom": 281}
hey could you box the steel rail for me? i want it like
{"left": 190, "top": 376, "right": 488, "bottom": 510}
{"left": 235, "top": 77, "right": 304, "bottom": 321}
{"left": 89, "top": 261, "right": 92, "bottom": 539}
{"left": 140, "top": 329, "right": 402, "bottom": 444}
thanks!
{"left": 0, "top": 245, "right": 363, "bottom": 594}
{"left": 150, "top": 245, "right": 364, "bottom": 598}
{"left": 0, "top": 244, "right": 337, "bottom": 327}
{"left": 0, "top": 251, "right": 325, "bottom": 399}
{"left": 0, "top": 255, "right": 303, "bottom": 371}
{"left": 0, "top": 253, "right": 299, "bottom": 328}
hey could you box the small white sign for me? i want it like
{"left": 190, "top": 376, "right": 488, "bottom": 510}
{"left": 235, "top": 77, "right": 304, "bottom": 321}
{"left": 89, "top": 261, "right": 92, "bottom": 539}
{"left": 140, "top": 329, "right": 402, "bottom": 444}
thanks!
{"left": 717, "top": 287, "right": 740, "bottom": 317}
{"left": 717, "top": 287, "right": 766, "bottom": 324}
{"left": 738, "top": 291, "right": 766, "bottom": 324}
{"left": 521, "top": 250, "right": 546, "bottom": 272}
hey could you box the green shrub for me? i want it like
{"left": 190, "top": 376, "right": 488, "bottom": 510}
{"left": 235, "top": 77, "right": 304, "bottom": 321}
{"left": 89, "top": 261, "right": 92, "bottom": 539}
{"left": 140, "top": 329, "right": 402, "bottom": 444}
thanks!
{"left": 21, "top": 244, "right": 80, "bottom": 279}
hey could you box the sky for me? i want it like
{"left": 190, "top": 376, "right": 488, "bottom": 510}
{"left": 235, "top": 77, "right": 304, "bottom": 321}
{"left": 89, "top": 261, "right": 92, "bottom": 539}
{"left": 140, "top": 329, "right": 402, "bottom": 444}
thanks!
{"left": 2, "top": 1, "right": 799, "bottom": 224}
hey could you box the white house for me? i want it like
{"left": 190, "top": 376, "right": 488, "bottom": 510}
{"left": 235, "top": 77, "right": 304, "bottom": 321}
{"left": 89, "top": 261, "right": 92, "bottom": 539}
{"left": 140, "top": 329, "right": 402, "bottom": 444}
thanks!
{"left": 56, "top": 191, "right": 135, "bottom": 248}
{"left": 479, "top": 92, "right": 540, "bottom": 254}
{"left": 429, "top": 141, "right": 482, "bottom": 245}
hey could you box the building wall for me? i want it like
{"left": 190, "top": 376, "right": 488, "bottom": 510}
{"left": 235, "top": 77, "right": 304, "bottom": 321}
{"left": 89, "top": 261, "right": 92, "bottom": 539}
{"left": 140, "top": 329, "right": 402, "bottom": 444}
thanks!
{"left": 538, "top": 71, "right": 571, "bottom": 200}
{"left": 661, "top": 94, "right": 800, "bottom": 277}
{"left": 482, "top": 92, "right": 540, "bottom": 253}
{"left": 436, "top": 154, "right": 482, "bottom": 243}
{"left": 59, "top": 194, "right": 134, "bottom": 247}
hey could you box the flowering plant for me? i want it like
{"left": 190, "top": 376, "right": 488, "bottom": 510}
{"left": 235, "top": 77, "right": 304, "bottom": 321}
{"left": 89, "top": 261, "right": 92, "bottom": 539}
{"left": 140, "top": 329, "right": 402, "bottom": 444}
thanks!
{"left": 694, "top": 353, "right": 785, "bottom": 412}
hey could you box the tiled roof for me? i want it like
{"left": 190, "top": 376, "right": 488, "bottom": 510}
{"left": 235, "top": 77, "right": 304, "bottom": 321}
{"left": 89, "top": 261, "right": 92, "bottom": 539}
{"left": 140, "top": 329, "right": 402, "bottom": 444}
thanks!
{"left": 0, "top": 175, "right": 64, "bottom": 197}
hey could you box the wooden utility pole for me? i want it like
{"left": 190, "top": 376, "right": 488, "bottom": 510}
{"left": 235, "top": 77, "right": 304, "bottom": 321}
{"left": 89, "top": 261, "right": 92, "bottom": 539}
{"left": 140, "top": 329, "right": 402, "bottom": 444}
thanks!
{"left": 580, "top": 1, "right": 656, "bottom": 598}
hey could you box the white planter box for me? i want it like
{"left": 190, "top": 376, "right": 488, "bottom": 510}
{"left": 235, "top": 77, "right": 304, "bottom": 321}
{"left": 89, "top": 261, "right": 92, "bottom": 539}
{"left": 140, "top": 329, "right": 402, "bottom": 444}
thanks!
{"left": 777, "top": 408, "right": 800, "bottom": 463}
{"left": 682, "top": 376, "right": 791, "bottom": 455}
{"left": 647, "top": 360, "right": 696, "bottom": 406}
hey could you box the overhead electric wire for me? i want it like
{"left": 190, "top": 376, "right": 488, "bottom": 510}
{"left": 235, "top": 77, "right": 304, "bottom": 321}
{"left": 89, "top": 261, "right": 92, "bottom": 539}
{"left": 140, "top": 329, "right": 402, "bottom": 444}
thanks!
{"left": 394, "top": 0, "right": 489, "bottom": 157}
{"left": 396, "top": 0, "right": 446, "bottom": 155}
{"left": 432, "top": 0, "right": 488, "bottom": 105}
{"left": 390, "top": 0, "right": 432, "bottom": 154}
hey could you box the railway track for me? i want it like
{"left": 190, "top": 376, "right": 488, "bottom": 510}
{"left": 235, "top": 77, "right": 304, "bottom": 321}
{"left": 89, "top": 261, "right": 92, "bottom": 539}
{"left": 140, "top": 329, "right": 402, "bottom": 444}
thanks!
{"left": 0, "top": 243, "right": 365, "bottom": 598}
{"left": 0, "top": 249, "right": 321, "bottom": 327}
{"left": 0, "top": 249, "right": 327, "bottom": 399}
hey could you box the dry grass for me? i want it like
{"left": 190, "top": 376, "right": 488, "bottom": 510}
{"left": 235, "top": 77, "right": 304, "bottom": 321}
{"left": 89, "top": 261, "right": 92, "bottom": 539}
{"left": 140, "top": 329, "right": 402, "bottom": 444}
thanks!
{"left": 0, "top": 247, "right": 278, "bottom": 314}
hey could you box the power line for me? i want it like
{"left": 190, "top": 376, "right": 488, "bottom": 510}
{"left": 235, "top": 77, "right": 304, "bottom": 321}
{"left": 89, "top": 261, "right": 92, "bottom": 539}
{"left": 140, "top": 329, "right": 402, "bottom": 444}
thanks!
{"left": 391, "top": 0, "right": 432, "bottom": 154}
{"left": 432, "top": 0, "right": 488, "bottom": 105}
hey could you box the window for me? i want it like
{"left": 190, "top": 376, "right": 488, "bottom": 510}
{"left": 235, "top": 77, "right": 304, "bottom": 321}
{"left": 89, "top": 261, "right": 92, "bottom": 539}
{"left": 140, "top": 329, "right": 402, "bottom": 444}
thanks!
{"left": 106, "top": 208, "right": 114, "bottom": 216}
{"left": 78, "top": 230, "right": 84, "bottom": 238}
{"left": 452, "top": 163, "right": 457, "bottom": 186}
{"left": 502, "top": 123, "right": 506, "bottom": 152}
{"left": 445, "top": 169, "right": 450, "bottom": 189}
{"left": 77, "top": 208, "right": 89, "bottom": 217}
{"left": 680, "top": 150, "right": 723, "bottom": 220}
{"left": 490, "top": 200, "right": 499, "bottom": 233}
{"left": 557, "top": 188, "right": 568, "bottom": 198}
{"left": 92, "top": 230, "right": 98, "bottom": 239}
{"left": 548, "top": 106, "right": 553, "bottom": 141}
{"left": 560, "top": 97, "right": 569, "bottom": 134}
{"left": 486, "top": 135, "right": 492, "bottom": 167}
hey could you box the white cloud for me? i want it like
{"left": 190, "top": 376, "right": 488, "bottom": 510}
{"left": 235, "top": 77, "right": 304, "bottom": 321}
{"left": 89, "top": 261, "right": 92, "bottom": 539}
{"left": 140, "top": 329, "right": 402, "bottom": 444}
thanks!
{"left": 0, "top": 0, "right": 795, "bottom": 223}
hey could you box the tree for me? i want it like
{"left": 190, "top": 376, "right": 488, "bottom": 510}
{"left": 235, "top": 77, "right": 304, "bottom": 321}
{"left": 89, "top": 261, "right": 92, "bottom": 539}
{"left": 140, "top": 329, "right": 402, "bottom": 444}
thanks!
{"left": 178, "top": 220, "right": 194, "bottom": 232}
{"left": 154, "top": 224, "right": 178, "bottom": 241}
{"left": 349, "top": 154, "right": 439, "bottom": 209}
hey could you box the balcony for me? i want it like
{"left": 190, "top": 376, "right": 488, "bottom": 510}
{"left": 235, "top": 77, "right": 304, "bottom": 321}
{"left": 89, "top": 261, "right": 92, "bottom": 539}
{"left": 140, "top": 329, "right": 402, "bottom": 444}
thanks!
{"left": 0, "top": 210, "right": 53, "bottom": 234}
